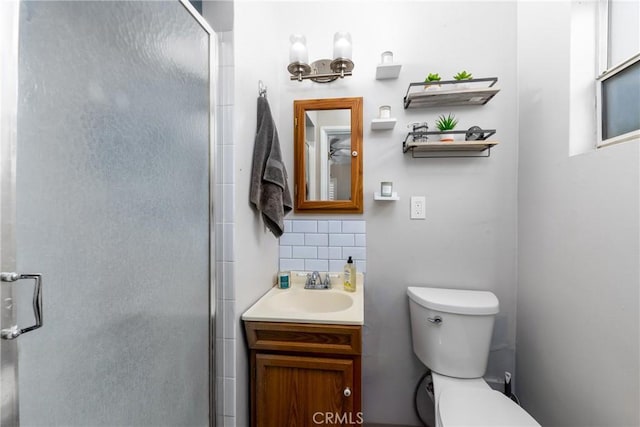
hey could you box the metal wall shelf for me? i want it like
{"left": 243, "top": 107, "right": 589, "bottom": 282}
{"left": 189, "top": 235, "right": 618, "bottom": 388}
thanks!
{"left": 404, "top": 141, "right": 499, "bottom": 158}
{"left": 403, "top": 77, "right": 500, "bottom": 109}
{"left": 403, "top": 129, "right": 498, "bottom": 158}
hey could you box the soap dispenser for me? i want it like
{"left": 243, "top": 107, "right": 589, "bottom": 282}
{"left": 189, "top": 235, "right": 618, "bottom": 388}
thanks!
{"left": 343, "top": 256, "right": 356, "bottom": 292}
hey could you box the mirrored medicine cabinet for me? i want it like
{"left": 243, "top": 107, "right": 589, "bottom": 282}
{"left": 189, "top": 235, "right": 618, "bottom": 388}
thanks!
{"left": 293, "top": 97, "right": 363, "bottom": 213}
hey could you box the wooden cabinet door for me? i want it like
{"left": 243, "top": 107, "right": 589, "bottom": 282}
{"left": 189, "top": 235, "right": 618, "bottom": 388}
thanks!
{"left": 256, "top": 354, "right": 356, "bottom": 427}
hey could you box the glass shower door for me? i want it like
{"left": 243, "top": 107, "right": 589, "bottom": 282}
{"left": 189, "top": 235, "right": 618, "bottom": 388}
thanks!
{"left": 0, "top": 1, "right": 214, "bottom": 425}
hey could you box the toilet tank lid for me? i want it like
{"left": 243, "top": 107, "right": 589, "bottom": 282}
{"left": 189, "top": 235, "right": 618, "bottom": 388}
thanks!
{"left": 407, "top": 287, "right": 499, "bottom": 315}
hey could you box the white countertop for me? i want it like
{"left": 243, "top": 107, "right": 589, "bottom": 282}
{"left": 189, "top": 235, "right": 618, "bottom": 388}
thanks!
{"left": 241, "top": 271, "right": 364, "bottom": 325}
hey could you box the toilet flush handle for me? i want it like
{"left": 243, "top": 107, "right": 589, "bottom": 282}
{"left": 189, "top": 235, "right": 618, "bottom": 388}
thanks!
{"left": 427, "top": 316, "right": 442, "bottom": 325}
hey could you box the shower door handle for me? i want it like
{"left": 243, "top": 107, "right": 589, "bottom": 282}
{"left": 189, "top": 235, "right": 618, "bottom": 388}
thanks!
{"left": 1, "top": 272, "right": 43, "bottom": 340}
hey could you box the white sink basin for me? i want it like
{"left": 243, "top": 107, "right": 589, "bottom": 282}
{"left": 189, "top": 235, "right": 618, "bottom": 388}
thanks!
{"left": 241, "top": 272, "right": 364, "bottom": 325}
{"left": 266, "top": 289, "right": 354, "bottom": 313}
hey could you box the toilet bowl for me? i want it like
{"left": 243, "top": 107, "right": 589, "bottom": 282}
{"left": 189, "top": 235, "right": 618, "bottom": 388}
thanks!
{"left": 407, "top": 286, "right": 540, "bottom": 427}
{"left": 432, "top": 372, "right": 539, "bottom": 427}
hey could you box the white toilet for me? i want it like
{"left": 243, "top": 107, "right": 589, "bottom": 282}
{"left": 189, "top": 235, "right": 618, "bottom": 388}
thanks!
{"left": 407, "top": 286, "right": 540, "bottom": 427}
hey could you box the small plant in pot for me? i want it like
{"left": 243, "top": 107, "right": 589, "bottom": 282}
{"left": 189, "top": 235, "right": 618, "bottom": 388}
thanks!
{"left": 453, "top": 70, "right": 473, "bottom": 80}
{"left": 453, "top": 70, "right": 473, "bottom": 89}
{"left": 435, "top": 113, "right": 458, "bottom": 141}
{"left": 424, "top": 73, "right": 441, "bottom": 90}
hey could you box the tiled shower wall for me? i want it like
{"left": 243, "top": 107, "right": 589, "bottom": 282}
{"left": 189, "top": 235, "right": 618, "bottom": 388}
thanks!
{"left": 214, "top": 30, "right": 236, "bottom": 427}
{"left": 279, "top": 220, "right": 367, "bottom": 273}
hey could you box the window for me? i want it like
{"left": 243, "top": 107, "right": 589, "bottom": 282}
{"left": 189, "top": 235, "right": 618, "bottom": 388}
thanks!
{"left": 598, "top": 55, "right": 640, "bottom": 144}
{"left": 596, "top": 0, "right": 640, "bottom": 147}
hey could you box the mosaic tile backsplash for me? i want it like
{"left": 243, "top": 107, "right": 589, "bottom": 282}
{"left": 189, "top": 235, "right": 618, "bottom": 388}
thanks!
{"left": 279, "top": 220, "right": 366, "bottom": 273}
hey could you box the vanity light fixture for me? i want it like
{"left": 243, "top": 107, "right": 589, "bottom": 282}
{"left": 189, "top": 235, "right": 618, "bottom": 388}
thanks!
{"left": 287, "top": 32, "right": 354, "bottom": 83}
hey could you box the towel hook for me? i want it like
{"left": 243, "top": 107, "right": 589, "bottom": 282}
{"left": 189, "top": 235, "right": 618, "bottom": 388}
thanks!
{"left": 258, "top": 80, "right": 267, "bottom": 98}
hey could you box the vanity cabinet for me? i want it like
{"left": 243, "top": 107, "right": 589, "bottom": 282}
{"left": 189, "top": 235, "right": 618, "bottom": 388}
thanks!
{"left": 245, "top": 321, "right": 362, "bottom": 427}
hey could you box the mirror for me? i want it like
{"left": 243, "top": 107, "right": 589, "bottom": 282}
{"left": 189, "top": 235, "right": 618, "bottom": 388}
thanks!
{"left": 293, "top": 97, "right": 363, "bottom": 213}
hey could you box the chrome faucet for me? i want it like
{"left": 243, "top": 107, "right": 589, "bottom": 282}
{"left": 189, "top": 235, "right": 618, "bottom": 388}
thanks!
{"left": 322, "top": 273, "right": 331, "bottom": 288}
{"left": 305, "top": 271, "right": 331, "bottom": 289}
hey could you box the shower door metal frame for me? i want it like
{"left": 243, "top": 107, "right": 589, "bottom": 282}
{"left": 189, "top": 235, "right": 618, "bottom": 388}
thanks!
{"left": 182, "top": 1, "right": 218, "bottom": 425}
{"left": 0, "top": 0, "right": 21, "bottom": 424}
{"left": 182, "top": 1, "right": 219, "bottom": 425}
{"left": 0, "top": 1, "right": 218, "bottom": 425}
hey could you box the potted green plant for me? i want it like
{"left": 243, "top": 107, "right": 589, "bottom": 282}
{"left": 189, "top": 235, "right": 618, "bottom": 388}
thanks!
{"left": 424, "top": 73, "right": 441, "bottom": 90}
{"left": 435, "top": 113, "right": 458, "bottom": 141}
{"left": 453, "top": 70, "right": 473, "bottom": 80}
{"left": 453, "top": 70, "right": 473, "bottom": 89}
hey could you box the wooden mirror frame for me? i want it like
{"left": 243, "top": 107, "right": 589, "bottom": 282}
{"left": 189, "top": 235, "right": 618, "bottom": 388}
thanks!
{"left": 293, "top": 97, "right": 363, "bottom": 213}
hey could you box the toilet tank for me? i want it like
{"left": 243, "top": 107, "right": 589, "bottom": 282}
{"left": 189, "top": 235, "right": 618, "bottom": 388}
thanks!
{"left": 407, "top": 287, "right": 499, "bottom": 379}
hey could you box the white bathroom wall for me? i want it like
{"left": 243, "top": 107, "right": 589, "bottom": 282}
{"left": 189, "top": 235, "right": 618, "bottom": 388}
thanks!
{"left": 232, "top": 4, "right": 282, "bottom": 427}
{"left": 234, "top": 2, "right": 518, "bottom": 425}
{"left": 517, "top": 2, "right": 640, "bottom": 426}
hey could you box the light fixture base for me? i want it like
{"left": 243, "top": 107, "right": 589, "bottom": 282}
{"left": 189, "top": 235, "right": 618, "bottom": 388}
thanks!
{"left": 309, "top": 59, "right": 339, "bottom": 83}
{"left": 288, "top": 59, "right": 354, "bottom": 83}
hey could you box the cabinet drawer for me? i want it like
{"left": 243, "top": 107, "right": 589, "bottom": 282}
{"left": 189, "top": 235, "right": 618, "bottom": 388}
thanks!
{"left": 245, "top": 321, "right": 362, "bottom": 355}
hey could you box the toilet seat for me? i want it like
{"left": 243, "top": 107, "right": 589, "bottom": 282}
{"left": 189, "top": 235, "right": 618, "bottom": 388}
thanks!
{"left": 438, "top": 388, "right": 540, "bottom": 427}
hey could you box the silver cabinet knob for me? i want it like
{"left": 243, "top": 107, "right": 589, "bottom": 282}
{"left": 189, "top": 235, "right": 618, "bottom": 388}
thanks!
{"left": 343, "top": 387, "right": 351, "bottom": 397}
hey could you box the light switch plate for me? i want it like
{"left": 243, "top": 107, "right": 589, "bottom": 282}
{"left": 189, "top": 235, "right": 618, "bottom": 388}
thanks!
{"left": 410, "top": 196, "right": 426, "bottom": 219}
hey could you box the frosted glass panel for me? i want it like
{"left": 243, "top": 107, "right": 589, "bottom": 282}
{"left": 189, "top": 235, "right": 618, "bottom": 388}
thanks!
{"left": 609, "top": 0, "right": 640, "bottom": 67}
{"left": 602, "top": 60, "right": 640, "bottom": 140}
{"left": 16, "top": 2, "right": 210, "bottom": 426}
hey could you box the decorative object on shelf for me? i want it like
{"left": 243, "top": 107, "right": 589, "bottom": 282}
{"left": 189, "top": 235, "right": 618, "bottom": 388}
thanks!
{"left": 287, "top": 32, "right": 354, "bottom": 83}
{"left": 379, "top": 105, "right": 391, "bottom": 119}
{"left": 408, "top": 122, "right": 429, "bottom": 142}
{"left": 453, "top": 70, "right": 473, "bottom": 80}
{"left": 426, "top": 73, "right": 441, "bottom": 81}
{"left": 380, "top": 181, "right": 393, "bottom": 197}
{"left": 404, "top": 77, "right": 500, "bottom": 109}
{"left": 424, "top": 73, "right": 441, "bottom": 90}
{"left": 453, "top": 70, "right": 473, "bottom": 89}
{"left": 465, "top": 125, "right": 485, "bottom": 141}
{"left": 376, "top": 51, "right": 402, "bottom": 80}
{"left": 410, "top": 122, "right": 429, "bottom": 132}
{"left": 435, "top": 113, "right": 458, "bottom": 141}
{"left": 371, "top": 105, "right": 396, "bottom": 130}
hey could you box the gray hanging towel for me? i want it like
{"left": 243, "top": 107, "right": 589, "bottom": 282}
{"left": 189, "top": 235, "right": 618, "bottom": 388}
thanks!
{"left": 249, "top": 96, "right": 292, "bottom": 237}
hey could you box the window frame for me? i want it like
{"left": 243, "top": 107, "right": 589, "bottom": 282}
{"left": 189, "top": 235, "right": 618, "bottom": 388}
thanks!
{"left": 595, "top": 0, "right": 640, "bottom": 148}
{"left": 596, "top": 53, "right": 640, "bottom": 147}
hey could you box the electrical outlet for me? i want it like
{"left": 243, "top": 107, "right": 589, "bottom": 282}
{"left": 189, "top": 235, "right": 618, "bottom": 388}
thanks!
{"left": 410, "top": 196, "right": 426, "bottom": 220}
